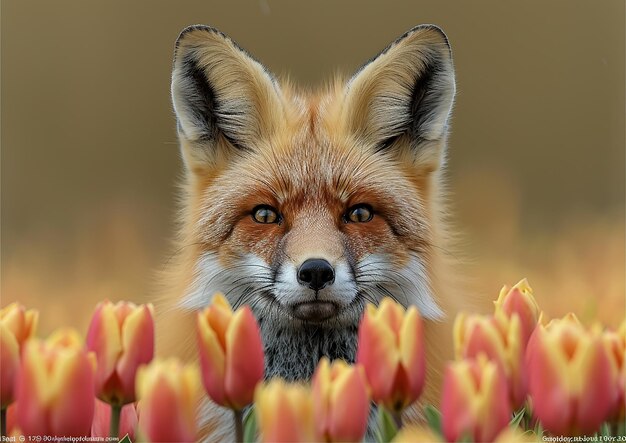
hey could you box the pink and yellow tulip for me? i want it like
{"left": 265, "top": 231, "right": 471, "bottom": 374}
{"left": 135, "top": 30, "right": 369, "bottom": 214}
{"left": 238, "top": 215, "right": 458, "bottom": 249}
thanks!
{"left": 136, "top": 359, "right": 200, "bottom": 443}
{"left": 312, "top": 358, "right": 370, "bottom": 442}
{"left": 526, "top": 314, "right": 616, "bottom": 435}
{"left": 14, "top": 329, "right": 95, "bottom": 437}
{"left": 441, "top": 356, "right": 511, "bottom": 443}
{"left": 494, "top": 279, "right": 541, "bottom": 346}
{"left": 255, "top": 379, "right": 314, "bottom": 443}
{"left": 86, "top": 300, "right": 154, "bottom": 406}
{"left": 454, "top": 312, "right": 527, "bottom": 408}
{"left": 356, "top": 298, "right": 425, "bottom": 412}
{"left": 196, "top": 294, "right": 264, "bottom": 410}
{"left": 1, "top": 303, "right": 38, "bottom": 408}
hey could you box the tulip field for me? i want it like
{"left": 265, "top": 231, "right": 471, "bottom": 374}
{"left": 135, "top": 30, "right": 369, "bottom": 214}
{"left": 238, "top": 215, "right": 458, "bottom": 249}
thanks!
{"left": 1, "top": 278, "right": 624, "bottom": 442}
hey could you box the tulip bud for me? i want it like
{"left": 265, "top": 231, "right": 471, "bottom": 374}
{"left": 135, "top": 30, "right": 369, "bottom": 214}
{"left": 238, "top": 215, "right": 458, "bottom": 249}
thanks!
{"left": 494, "top": 279, "right": 541, "bottom": 345}
{"left": 196, "top": 294, "right": 264, "bottom": 410}
{"left": 0, "top": 303, "right": 38, "bottom": 346}
{"left": 15, "top": 328, "right": 95, "bottom": 437}
{"left": 441, "top": 356, "right": 511, "bottom": 443}
{"left": 312, "top": 358, "right": 370, "bottom": 442}
{"left": 454, "top": 312, "right": 527, "bottom": 408}
{"left": 526, "top": 315, "right": 616, "bottom": 435}
{"left": 136, "top": 359, "right": 200, "bottom": 443}
{"left": 1, "top": 303, "right": 38, "bottom": 409}
{"left": 86, "top": 300, "right": 154, "bottom": 406}
{"left": 255, "top": 379, "right": 314, "bottom": 443}
{"left": 356, "top": 298, "right": 425, "bottom": 412}
{"left": 91, "top": 399, "right": 138, "bottom": 440}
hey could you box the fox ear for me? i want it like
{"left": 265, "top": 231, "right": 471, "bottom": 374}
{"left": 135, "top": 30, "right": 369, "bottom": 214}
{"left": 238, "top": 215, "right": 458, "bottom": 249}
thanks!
{"left": 341, "top": 25, "right": 455, "bottom": 169}
{"left": 171, "top": 26, "right": 284, "bottom": 171}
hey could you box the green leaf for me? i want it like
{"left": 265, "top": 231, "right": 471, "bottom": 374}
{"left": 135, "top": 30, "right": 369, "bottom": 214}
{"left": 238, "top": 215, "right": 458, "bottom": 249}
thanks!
{"left": 600, "top": 422, "right": 611, "bottom": 437}
{"left": 423, "top": 404, "right": 443, "bottom": 436}
{"left": 119, "top": 435, "right": 132, "bottom": 443}
{"left": 243, "top": 407, "right": 258, "bottom": 443}
{"left": 377, "top": 407, "right": 399, "bottom": 443}
{"left": 509, "top": 407, "right": 526, "bottom": 429}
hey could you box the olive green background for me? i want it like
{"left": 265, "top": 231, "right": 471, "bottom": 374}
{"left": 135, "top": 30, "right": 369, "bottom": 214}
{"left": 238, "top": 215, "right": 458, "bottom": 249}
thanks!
{"left": 2, "top": 1, "right": 624, "bottom": 331}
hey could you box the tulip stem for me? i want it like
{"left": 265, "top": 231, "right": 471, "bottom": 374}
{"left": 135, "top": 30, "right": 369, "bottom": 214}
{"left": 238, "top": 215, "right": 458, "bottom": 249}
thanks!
{"left": 1, "top": 408, "right": 6, "bottom": 437}
{"left": 110, "top": 404, "right": 122, "bottom": 438}
{"left": 233, "top": 409, "right": 244, "bottom": 442}
{"left": 390, "top": 409, "right": 403, "bottom": 430}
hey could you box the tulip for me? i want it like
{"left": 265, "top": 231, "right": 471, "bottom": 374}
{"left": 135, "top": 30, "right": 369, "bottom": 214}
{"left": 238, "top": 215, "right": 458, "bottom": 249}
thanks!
{"left": 356, "top": 298, "right": 425, "bottom": 414}
{"left": 91, "top": 399, "right": 138, "bottom": 440}
{"left": 494, "top": 279, "right": 541, "bottom": 346}
{"left": 454, "top": 311, "right": 527, "bottom": 408}
{"left": 136, "top": 359, "right": 200, "bottom": 443}
{"left": 14, "top": 328, "right": 95, "bottom": 437}
{"left": 86, "top": 300, "right": 154, "bottom": 406}
{"left": 0, "top": 303, "right": 38, "bottom": 346}
{"left": 255, "top": 379, "right": 314, "bottom": 443}
{"left": 196, "top": 293, "right": 264, "bottom": 410}
{"left": 441, "top": 356, "right": 511, "bottom": 443}
{"left": 526, "top": 314, "right": 616, "bottom": 435}
{"left": 312, "top": 358, "right": 370, "bottom": 442}
{"left": 1, "top": 303, "right": 38, "bottom": 409}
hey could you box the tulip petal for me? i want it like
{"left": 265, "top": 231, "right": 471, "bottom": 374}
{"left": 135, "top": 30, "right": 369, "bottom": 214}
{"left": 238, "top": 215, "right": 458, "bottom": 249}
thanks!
{"left": 255, "top": 380, "right": 313, "bottom": 443}
{"left": 574, "top": 335, "right": 615, "bottom": 434}
{"left": 86, "top": 302, "right": 123, "bottom": 394}
{"left": 197, "top": 310, "right": 227, "bottom": 405}
{"left": 327, "top": 365, "right": 369, "bottom": 442}
{"left": 49, "top": 349, "right": 95, "bottom": 437}
{"left": 116, "top": 304, "right": 155, "bottom": 403}
{"left": 224, "top": 307, "right": 264, "bottom": 409}
{"left": 356, "top": 309, "right": 400, "bottom": 403}
{"left": 527, "top": 328, "right": 574, "bottom": 435}
{"left": 399, "top": 307, "right": 425, "bottom": 402}
{"left": 1, "top": 323, "right": 19, "bottom": 408}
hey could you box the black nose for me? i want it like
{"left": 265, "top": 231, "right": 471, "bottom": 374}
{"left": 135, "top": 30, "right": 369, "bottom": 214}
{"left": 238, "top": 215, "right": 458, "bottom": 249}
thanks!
{"left": 297, "top": 259, "right": 335, "bottom": 291}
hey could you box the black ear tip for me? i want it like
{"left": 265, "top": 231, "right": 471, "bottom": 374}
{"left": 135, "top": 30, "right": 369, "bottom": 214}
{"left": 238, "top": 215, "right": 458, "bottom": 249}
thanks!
{"left": 174, "top": 24, "right": 224, "bottom": 50}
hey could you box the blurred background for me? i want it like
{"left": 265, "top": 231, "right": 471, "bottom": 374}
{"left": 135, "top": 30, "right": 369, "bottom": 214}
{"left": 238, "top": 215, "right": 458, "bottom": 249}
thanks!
{"left": 2, "top": 1, "right": 624, "bottom": 336}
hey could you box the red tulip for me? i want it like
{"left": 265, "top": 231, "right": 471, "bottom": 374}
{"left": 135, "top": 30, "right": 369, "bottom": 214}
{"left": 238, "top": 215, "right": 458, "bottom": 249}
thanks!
{"left": 494, "top": 279, "right": 541, "bottom": 346}
{"left": 441, "top": 356, "right": 511, "bottom": 443}
{"left": 526, "top": 314, "right": 616, "bottom": 435}
{"left": 196, "top": 294, "right": 264, "bottom": 410}
{"left": 136, "top": 359, "right": 200, "bottom": 443}
{"left": 91, "top": 399, "right": 138, "bottom": 440}
{"left": 86, "top": 300, "right": 154, "bottom": 406}
{"left": 1, "top": 303, "right": 38, "bottom": 409}
{"left": 312, "top": 358, "right": 370, "bottom": 442}
{"left": 356, "top": 298, "right": 425, "bottom": 412}
{"left": 255, "top": 379, "right": 314, "bottom": 443}
{"left": 15, "top": 329, "right": 95, "bottom": 437}
{"left": 454, "top": 312, "right": 527, "bottom": 408}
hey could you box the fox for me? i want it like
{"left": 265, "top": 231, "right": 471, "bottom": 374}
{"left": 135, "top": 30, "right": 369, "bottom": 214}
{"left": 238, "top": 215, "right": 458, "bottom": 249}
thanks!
{"left": 159, "top": 24, "right": 469, "bottom": 440}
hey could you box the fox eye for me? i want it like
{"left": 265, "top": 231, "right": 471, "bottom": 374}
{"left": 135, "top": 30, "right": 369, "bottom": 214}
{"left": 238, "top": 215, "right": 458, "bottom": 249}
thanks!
{"left": 252, "top": 205, "right": 280, "bottom": 224}
{"left": 345, "top": 204, "right": 373, "bottom": 223}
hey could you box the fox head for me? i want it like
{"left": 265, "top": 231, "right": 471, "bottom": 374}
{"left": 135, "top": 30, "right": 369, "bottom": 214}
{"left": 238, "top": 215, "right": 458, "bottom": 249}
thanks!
{"left": 168, "top": 25, "right": 456, "bottom": 382}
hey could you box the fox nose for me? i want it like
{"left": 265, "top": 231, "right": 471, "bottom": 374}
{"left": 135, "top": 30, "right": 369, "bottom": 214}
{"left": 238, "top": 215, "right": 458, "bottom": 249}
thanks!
{"left": 297, "top": 259, "right": 335, "bottom": 291}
